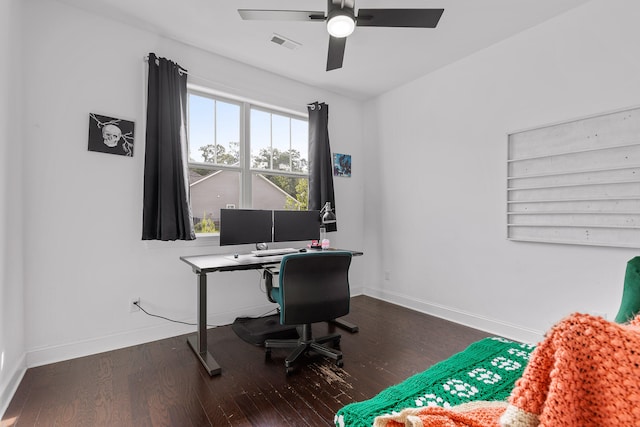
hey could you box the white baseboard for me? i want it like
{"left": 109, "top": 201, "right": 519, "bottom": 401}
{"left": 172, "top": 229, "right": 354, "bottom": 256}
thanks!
{"left": 363, "top": 287, "right": 544, "bottom": 344}
{"left": 26, "top": 323, "right": 193, "bottom": 368}
{"left": 349, "top": 285, "right": 365, "bottom": 296}
{"left": 0, "top": 353, "right": 26, "bottom": 421}
{"left": 22, "top": 287, "right": 534, "bottom": 375}
{"left": 26, "top": 302, "right": 278, "bottom": 369}
{"left": 23, "top": 289, "right": 373, "bottom": 369}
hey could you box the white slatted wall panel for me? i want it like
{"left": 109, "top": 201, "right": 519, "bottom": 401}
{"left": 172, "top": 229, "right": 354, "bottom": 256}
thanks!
{"left": 507, "top": 106, "right": 640, "bottom": 248}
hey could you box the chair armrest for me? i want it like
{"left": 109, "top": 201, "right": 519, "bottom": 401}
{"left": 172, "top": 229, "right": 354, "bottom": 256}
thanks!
{"left": 263, "top": 267, "right": 279, "bottom": 303}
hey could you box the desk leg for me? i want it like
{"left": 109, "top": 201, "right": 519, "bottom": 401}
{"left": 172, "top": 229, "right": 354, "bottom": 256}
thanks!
{"left": 187, "top": 271, "right": 221, "bottom": 376}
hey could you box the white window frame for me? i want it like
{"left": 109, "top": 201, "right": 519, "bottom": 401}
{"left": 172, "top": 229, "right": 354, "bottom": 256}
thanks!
{"left": 186, "top": 85, "right": 310, "bottom": 233}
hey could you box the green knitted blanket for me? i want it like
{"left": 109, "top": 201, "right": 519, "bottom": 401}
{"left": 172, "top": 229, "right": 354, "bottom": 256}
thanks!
{"left": 334, "top": 337, "right": 534, "bottom": 427}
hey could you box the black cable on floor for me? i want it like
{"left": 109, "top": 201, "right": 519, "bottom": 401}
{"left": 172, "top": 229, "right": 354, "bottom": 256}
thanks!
{"left": 134, "top": 301, "right": 218, "bottom": 327}
{"left": 135, "top": 301, "right": 278, "bottom": 327}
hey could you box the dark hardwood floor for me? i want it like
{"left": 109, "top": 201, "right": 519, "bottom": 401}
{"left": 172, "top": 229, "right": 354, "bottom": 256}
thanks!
{"left": 3, "top": 296, "right": 490, "bottom": 427}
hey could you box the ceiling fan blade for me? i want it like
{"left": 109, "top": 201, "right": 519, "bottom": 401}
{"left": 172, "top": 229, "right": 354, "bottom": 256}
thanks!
{"left": 238, "top": 9, "right": 325, "bottom": 21}
{"left": 326, "top": 36, "right": 347, "bottom": 71}
{"left": 356, "top": 9, "right": 444, "bottom": 28}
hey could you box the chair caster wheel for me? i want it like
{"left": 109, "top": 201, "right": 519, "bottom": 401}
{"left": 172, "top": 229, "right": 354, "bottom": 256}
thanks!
{"left": 265, "top": 349, "right": 271, "bottom": 361}
{"left": 336, "top": 359, "right": 344, "bottom": 368}
{"left": 286, "top": 366, "right": 295, "bottom": 376}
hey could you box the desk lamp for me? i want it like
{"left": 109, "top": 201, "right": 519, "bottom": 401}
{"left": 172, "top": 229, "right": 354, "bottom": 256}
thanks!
{"left": 318, "top": 202, "right": 336, "bottom": 249}
{"left": 320, "top": 202, "right": 337, "bottom": 225}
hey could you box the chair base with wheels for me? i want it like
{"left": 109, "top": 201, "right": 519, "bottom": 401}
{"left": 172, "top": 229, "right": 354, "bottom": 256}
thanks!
{"left": 265, "top": 323, "right": 343, "bottom": 374}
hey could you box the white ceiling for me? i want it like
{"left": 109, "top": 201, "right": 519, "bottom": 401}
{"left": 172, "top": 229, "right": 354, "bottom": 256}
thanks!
{"left": 57, "top": 0, "right": 591, "bottom": 100}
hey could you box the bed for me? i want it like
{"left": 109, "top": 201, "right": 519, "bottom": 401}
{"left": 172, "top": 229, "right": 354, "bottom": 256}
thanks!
{"left": 334, "top": 257, "right": 640, "bottom": 427}
{"left": 334, "top": 336, "right": 535, "bottom": 427}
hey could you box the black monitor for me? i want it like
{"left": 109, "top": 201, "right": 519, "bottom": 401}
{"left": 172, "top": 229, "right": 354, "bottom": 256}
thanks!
{"left": 219, "top": 209, "right": 273, "bottom": 246}
{"left": 273, "top": 210, "right": 321, "bottom": 243}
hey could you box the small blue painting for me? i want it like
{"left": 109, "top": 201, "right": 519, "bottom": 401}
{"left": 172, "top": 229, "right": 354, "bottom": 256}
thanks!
{"left": 333, "top": 153, "right": 351, "bottom": 177}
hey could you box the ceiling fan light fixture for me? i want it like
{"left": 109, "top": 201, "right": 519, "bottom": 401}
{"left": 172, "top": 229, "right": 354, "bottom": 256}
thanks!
{"left": 327, "top": 9, "right": 355, "bottom": 38}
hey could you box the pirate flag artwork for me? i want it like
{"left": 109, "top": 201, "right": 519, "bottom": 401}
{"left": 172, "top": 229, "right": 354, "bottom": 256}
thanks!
{"left": 88, "top": 113, "right": 135, "bottom": 157}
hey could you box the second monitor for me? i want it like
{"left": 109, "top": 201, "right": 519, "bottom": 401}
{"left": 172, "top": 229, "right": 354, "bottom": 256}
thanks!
{"left": 273, "top": 209, "right": 320, "bottom": 243}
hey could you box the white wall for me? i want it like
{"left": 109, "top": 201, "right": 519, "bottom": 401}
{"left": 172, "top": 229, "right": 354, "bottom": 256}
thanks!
{"left": 19, "top": 0, "right": 364, "bottom": 367}
{"left": 363, "top": 0, "right": 640, "bottom": 343}
{"left": 0, "top": 0, "right": 26, "bottom": 416}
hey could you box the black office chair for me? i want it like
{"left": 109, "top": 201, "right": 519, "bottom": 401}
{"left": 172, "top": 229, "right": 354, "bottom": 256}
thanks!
{"left": 263, "top": 251, "right": 352, "bottom": 374}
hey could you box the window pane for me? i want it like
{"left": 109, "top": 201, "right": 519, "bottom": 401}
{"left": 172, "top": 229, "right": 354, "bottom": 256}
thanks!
{"left": 189, "top": 167, "right": 241, "bottom": 233}
{"left": 188, "top": 94, "right": 240, "bottom": 166}
{"left": 252, "top": 173, "right": 308, "bottom": 211}
{"left": 272, "top": 114, "right": 291, "bottom": 171}
{"left": 250, "top": 109, "right": 271, "bottom": 170}
{"left": 251, "top": 108, "right": 308, "bottom": 173}
{"left": 215, "top": 102, "right": 240, "bottom": 166}
{"left": 188, "top": 94, "right": 214, "bottom": 163}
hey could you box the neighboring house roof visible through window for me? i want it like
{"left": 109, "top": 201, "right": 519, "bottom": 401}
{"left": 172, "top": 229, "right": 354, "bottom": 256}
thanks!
{"left": 189, "top": 170, "right": 300, "bottom": 222}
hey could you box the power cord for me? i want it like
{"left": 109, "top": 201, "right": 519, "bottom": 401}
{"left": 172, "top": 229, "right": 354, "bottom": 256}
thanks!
{"left": 133, "top": 300, "right": 220, "bottom": 328}
{"left": 133, "top": 266, "right": 280, "bottom": 327}
{"left": 133, "top": 299, "right": 278, "bottom": 327}
{"left": 257, "top": 307, "right": 279, "bottom": 318}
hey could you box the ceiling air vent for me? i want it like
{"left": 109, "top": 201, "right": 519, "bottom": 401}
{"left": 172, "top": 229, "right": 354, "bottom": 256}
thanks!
{"left": 270, "top": 33, "right": 301, "bottom": 50}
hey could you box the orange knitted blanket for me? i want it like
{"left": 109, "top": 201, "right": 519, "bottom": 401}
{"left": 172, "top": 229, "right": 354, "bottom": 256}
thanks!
{"left": 373, "top": 401, "right": 507, "bottom": 427}
{"left": 501, "top": 312, "right": 640, "bottom": 427}
{"left": 374, "top": 313, "right": 640, "bottom": 427}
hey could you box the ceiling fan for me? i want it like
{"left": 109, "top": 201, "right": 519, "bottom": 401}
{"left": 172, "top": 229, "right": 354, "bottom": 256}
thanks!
{"left": 238, "top": 0, "right": 444, "bottom": 71}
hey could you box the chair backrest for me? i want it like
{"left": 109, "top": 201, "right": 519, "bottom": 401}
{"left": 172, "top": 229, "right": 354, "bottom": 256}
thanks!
{"left": 278, "top": 251, "right": 352, "bottom": 325}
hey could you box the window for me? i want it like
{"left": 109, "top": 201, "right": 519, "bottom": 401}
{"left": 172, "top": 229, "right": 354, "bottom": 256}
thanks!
{"left": 187, "top": 88, "right": 309, "bottom": 235}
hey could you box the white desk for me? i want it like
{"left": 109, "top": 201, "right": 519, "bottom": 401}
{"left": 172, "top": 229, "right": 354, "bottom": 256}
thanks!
{"left": 180, "top": 249, "right": 363, "bottom": 376}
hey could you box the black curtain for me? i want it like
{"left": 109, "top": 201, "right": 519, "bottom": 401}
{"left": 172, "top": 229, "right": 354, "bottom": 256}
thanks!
{"left": 142, "top": 53, "right": 195, "bottom": 241}
{"left": 308, "top": 102, "right": 337, "bottom": 232}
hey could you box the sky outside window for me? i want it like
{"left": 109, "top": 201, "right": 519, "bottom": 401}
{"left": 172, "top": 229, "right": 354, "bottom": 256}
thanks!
{"left": 188, "top": 94, "right": 240, "bottom": 164}
{"left": 188, "top": 94, "right": 309, "bottom": 171}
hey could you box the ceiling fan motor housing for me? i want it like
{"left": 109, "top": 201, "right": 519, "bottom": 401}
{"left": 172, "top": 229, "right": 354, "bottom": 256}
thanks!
{"left": 326, "top": 7, "right": 356, "bottom": 38}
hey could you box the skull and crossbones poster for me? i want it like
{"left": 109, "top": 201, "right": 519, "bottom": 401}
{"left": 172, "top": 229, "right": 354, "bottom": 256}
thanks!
{"left": 88, "top": 113, "right": 135, "bottom": 157}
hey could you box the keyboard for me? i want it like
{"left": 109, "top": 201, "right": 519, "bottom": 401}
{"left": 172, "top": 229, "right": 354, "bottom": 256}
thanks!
{"left": 250, "top": 248, "right": 299, "bottom": 257}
